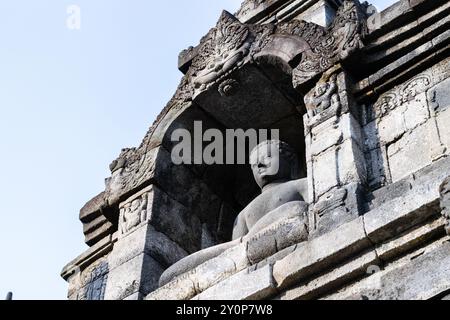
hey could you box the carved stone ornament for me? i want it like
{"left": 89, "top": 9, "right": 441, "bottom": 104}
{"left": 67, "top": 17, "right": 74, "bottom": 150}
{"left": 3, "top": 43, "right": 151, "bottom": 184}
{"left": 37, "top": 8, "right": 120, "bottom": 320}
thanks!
{"left": 440, "top": 177, "right": 450, "bottom": 235}
{"left": 191, "top": 11, "right": 252, "bottom": 91}
{"left": 99, "top": 1, "right": 367, "bottom": 212}
{"left": 374, "top": 74, "right": 432, "bottom": 118}
{"left": 304, "top": 71, "right": 341, "bottom": 118}
{"left": 292, "top": 0, "right": 367, "bottom": 87}
{"left": 119, "top": 191, "right": 149, "bottom": 235}
{"left": 235, "top": 0, "right": 268, "bottom": 19}
{"left": 218, "top": 78, "right": 240, "bottom": 96}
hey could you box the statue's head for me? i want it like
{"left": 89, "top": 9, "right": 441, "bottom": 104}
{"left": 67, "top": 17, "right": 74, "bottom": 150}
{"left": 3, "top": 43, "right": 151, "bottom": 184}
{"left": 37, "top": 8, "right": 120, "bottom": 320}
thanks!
{"left": 249, "top": 140, "right": 299, "bottom": 189}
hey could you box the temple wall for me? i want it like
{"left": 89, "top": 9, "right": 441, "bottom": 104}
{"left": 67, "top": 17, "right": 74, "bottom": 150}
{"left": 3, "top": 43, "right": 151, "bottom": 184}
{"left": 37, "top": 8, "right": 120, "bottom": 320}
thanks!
{"left": 62, "top": 0, "right": 450, "bottom": 300}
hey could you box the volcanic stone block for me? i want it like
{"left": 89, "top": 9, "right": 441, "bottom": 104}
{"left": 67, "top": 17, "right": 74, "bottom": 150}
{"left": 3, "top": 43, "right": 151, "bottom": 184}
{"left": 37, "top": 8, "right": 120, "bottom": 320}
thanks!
{"left": 440, "top": 177, "right": 450, "bottom": 234}
{"left": 193, "top": 265, "right": 276, "bottom": 300}
{"left": 375, "top": 218, "right": 446, "bottom": 261}
{"left": 108, "top": 224, "right": 188, "bottom": 270}
{"left": 429, "top": 77, "right": 450, "bottom": 113}
{"left": 364, "top": 186, "right": 440, "bottom": 244}
{"left": 388, "top": 119, "right": 442, "bottom": 182}
{"left": 436, "top": 106, "right": 450, "bottom": 152}
{"left": 403, "top": 93, "right": 430, "bottom": 131}
{"left": 146, "top": 275, "right": 197, "bottom": 300}
{"left": 337, "top": 138, "right": 366, "bottom": 187}
{"left": 104, "top": 253, "right": 164, "bottom": 300}
{"left": 273, "top": 217, "right": 370, "bottom": 290}
{"left": 309, "top": 113, "right": 362, "bottom": 157}
{"left": 312, "top": 148, "right": 339, "bottom": 198}
{"left": 377, "top": 105, "right": 407, "bottom": 145}
{"left": 363, "top": 120, "right": 379, "bottom": 151}
{"left": 150, "top": 186, "right": 202, "bottom": 254}
{"left": 324, "top": 241, "right": 450, "bottom": 300}
{"left": 277, "top": 250, "right": 380, "bottom": 300}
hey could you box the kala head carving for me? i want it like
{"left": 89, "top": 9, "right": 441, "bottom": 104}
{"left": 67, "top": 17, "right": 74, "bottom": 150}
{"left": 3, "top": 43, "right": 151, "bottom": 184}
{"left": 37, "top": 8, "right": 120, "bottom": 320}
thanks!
{"left": 191, "top": 11, "right": 251, "bottom": 90}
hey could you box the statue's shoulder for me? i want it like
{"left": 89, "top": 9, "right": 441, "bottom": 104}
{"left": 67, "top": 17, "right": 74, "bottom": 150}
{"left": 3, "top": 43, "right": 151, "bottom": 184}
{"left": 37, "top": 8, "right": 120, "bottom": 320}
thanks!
{"left": 291, "top": 178, "right": 308, "bottom": 198}
{"left": 292, "top": 177, "right": 308, "bottom": 187}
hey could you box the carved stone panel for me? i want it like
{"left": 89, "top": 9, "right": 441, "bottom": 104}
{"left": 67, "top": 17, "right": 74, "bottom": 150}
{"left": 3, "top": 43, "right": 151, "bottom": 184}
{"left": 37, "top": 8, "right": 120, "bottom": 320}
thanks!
{"left": 119, "top": 186, "right": 152, "bottom": 237}
{"left": 440, "top": 177, "right": 450, "bottom": 235}
{"left": 83, "top": 262, "right": 109, "bottom": 300}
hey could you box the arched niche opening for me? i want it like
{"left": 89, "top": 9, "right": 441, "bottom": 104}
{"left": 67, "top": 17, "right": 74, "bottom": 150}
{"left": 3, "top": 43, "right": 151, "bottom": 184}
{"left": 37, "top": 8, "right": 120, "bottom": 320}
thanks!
{"left": 151, "top": 54, "right": 308, "bottom": 257}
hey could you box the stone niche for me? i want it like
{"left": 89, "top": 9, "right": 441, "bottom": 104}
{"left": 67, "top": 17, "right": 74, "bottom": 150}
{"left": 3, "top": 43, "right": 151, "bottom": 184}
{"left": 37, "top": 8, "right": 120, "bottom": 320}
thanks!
{"left": 62, "top": 0, "right": 450, "bottom": 300}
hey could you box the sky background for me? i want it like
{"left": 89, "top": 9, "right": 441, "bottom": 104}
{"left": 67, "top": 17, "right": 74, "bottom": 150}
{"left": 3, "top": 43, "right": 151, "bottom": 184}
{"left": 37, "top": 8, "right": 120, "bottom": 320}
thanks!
{"left": 0, "top": 0, "right": 396, "bottom": 300}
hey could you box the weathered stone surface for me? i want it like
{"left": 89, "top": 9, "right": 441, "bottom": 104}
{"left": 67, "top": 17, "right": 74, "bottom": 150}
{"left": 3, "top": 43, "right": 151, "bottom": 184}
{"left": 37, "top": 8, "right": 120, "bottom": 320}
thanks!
{"left": 312, "top": 183, "right": 366, "bottom": 237}
{"left": 150, "top": 185, "right": 202, "bottom": 254}
{"left": 436, "top": 105, "right": 450, "bottom": 153}
{"left": 337, "top": 138, "right": 367, "bottom": 187}
{"left": 362, "top": 120, "right": 379, "bottom": 151}
{"left": 79, "top": 191, "right": 107, "bottom": 224}
{"left": 247, "top": 214, "right": 307, "bottom": 265}
{"left": 324, "top": 240, "right": 450, "bottom": 300}
{"left": 64, "top": 0, "right": 450, "bottom": 302}
{"left": 236, "top": 0, "right": 280, "bottom": 23}
{"left": 429, "top": 77, "right": 450, "bottom": 113}
{"left": 365, "top": 147, "right": 387, "bottom": 188}
{"left": 364, "top": 185, "right": 440, "bottom": 244}
{"left": 309, "top": 113, "right": 362, "bottom": 157}
{"left": 388, "top": 119, "right": 442, "bottom": 182}
{"left": 104, "top": 253, "right": 164, "bottom": 300}
{"left": 108, "top": 224, "right": 188, "bottom": 270}
{"left": 193, "top": 242, "right": 249, "bottom": 293}
{"left": 195, "top": 65, "right": 297, "bottom": 129}
{"left": 276, "top": 250, "right": 379, "bottom": 300}
{"left": 146, "top": 276, "right": 197, "bottom": 300}
{"left": 151, "top": 241, "right": 249, "bottom": 300}
{"left": 309, "top": 112, "right": 366, "bottom": 200}
{"left": 84, "top": 222, "right": 115, "bottom": 249}
{"left": 255, "top": 244, "right": 297, "bottom": 270}
{"left": 377, "top": 104, "right": 407, "bottom": 145}
{"left": 370, "top": 156, "right": 450, "bottom": 209}
{"left": 440, "top": 177, "right": 450, "bottom": 234}
{"left": 273, "top": 217, "right": 371, "bottom": 290}
{"left": 312, "top": 147, "right": 339, "bottom": 197}
{"left": 367, "top": 0, "right": 412, "bottom": 34}
{"left": 193, "top": 265, "right": 276, "bottom": 300}
{"left": 66, "top": 257, "right": 110, "bottom": 301}
{"left": 152, "top": 148, "right": 223, "bottom": 236}
{"left": 62, "top": 234, "right": 115, "bottom": 300}
{"left": 403, "top": 93, "right": 430, "bottom": 131}
{"left": 118, "top": 186, "right": 152, "bottom": 238}
{"left": 376, "top": 217, "right": 446, "bottom": 261}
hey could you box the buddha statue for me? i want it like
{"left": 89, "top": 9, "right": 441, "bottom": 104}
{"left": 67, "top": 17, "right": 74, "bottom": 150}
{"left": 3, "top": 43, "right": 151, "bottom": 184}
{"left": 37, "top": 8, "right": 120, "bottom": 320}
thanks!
{"left": 159, "top": 140, "right": 309, "bottom": 286}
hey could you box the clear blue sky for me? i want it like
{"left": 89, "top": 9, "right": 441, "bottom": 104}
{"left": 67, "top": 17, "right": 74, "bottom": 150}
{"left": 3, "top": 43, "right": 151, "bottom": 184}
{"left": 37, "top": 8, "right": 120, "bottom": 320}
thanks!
{"left": 0, "top": 0, "right": 396, "bottom": 300}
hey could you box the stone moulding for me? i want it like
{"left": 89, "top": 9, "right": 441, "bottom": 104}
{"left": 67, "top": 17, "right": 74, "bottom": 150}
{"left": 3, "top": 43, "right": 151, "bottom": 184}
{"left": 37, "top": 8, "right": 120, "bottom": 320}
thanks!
{"left": 61, "top": 234, "right": 116, "bottom": 300}
{"left": 63, "top": 0, "right": 450, "bottom": 301}
{"left": 440, "top": 177, "right": 450, "bottom": 235}
{"left": 146, "top": 156, "right": 450, "bottom": 300}
{"left": 76, "top": 0, "right": 450, "bottom": 250}
{"left": 83, "top": 1, "right": 367, "bottom": 236}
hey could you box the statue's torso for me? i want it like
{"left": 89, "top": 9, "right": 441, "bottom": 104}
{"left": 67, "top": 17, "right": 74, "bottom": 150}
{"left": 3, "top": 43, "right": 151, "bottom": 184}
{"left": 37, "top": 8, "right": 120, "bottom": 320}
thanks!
{"left": 243, "top": 178, "right": 308, "bottom": 228}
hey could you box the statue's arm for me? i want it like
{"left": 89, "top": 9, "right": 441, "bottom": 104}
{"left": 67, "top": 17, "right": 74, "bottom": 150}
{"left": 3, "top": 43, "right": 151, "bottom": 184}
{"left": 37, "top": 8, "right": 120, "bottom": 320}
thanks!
{"left": 245, "top": 201, "right": 308, "bottom": 239}
{"left": 297, "top": 178, "right": 309, "bottom": 203}
{"left": 232, "top": 211, "right": 249, "bottom": 240}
